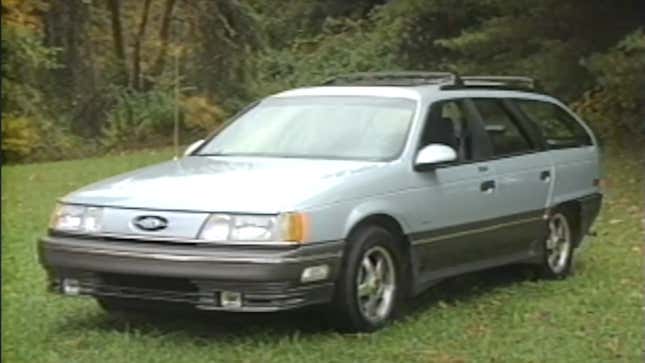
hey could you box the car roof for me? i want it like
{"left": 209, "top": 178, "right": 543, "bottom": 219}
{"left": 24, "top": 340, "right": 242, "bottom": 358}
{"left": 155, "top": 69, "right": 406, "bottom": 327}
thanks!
{"left": 271, "top": 72, "right": 558, "bottom": 103}
{"left": 272, "top": 86, "right": 427, "bottom": 101}
{"left": 271, "top": 84, "right": 557, "bottom": 104}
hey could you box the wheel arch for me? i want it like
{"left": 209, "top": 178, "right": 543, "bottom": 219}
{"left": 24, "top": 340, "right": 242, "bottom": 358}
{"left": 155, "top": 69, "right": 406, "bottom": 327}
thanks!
{"left": 347, "top": 213, "right": 407, "bottom": 241}
{"left": 344, "top": 211, "right": 414, "bottom": 297}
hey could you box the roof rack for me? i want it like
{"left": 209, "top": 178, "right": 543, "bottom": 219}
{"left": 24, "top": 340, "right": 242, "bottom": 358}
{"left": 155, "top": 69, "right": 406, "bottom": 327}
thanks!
{"left": 458, "top": 76, "right": 540, "bottom": 90}
{"left": 321, "top": 71, "right": 541, "bottom": 92}
{"left": 321, "top": 71, "right": 461, "bottom": 87}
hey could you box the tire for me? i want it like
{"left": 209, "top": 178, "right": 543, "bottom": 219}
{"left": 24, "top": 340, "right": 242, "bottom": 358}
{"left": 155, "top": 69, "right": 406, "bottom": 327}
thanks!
{"left": 540, "top": 209, "right": 575, "bottom": 279}
{"left": 330, "top": 225, "right": 403, "bottom": 332}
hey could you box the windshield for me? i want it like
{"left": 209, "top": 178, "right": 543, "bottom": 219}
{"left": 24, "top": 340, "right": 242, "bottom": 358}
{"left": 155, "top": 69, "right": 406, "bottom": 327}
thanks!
{"left": 197, "top": 96, "right": 417, "bottom": 161}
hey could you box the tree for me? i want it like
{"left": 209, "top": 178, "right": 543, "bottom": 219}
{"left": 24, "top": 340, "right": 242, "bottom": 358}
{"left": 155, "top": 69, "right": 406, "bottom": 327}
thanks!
{"left": 3, "top": 0, "right": 644, "bottom": 162}
{"left": 147, "top": 0, "right": 177, "bottom": 82}
{"left": 572, "top": 29, "right": 645, "bottom": 143}
{"left": 433, "top": 0, "right": 645, "bottom": 100}
{"left": 131, "top": 0, "right": 152, "bottom": 90}
{"left": 2, "top": 0, "right": 59, "bottom": 161}
{"left": 106, "top": 0, "right": 128, "bottom": 85}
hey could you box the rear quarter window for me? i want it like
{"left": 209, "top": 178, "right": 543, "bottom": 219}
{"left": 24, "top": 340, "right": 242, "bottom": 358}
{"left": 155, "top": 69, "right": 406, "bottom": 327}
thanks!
{"left": 515, "top": 99, "right": 592, "bottom": 149}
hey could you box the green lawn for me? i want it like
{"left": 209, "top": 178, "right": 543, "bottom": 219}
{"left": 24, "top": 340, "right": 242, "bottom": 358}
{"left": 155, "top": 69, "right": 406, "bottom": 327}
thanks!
{"left": 2, "top": 147, "right": 643, "bottom": 363}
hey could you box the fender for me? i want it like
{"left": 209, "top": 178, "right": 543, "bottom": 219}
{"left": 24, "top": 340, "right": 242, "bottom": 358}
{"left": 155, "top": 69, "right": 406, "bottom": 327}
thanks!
{"left": 343, "top": 199, "right": 411, "bottom": 238}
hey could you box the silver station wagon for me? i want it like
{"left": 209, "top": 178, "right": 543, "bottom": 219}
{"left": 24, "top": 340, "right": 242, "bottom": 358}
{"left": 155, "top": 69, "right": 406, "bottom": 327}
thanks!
{"left": 39, "top": 72, "right": 603, "bottom": 332}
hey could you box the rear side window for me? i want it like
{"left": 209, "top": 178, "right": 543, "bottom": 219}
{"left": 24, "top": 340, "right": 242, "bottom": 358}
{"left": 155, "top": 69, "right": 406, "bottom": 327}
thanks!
{"left": 472, "top": 99, "right": 533, "bottom": 157}
{"left": 515, "top": 100, "right": 592, "bottom": 149}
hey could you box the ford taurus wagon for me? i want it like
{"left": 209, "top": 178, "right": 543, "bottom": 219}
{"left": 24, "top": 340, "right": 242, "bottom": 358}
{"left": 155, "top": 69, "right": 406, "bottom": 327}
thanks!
{"left": 39, "top": 72, "right": 603, "bottom": 332}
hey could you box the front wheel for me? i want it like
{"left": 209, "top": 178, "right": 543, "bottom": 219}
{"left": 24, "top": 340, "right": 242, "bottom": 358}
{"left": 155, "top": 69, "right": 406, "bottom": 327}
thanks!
{"left": 540, "top": 210, "right": 574, "bottom": 279}
{"left": 330, "top": 225, "right": 403, "bottom": 332}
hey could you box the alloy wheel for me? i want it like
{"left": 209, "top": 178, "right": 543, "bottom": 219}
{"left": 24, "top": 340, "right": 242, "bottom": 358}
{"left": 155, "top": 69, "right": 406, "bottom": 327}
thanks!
{"left": 545, "top": 213, "right": 572, "bottom": 274}
{"left": 356, "top": 246, "right": 397, "bottom": 324}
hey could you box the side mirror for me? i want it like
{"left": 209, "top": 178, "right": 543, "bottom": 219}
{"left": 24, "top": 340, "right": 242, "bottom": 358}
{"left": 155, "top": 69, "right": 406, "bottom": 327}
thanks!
{"left": 414, "top": 144, "right": 457, "bottom": 171}
{"left": 183, "top": 139, "right": 205, "bottom": 157}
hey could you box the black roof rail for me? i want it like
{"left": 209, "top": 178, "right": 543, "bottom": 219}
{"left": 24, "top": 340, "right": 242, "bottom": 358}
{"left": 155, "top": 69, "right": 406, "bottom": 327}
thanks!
{"left": 441, "top": 75, "right": 541, "bottom": 91}
{"left": 322, "top": 71, "right": 462, "bottom": 87}
{"left": 320, "top": 72, "right": 542, "bottom": 92}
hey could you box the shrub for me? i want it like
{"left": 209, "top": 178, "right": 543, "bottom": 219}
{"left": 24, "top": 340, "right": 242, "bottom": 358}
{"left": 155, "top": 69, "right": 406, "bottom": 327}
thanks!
{"left": 571, "top": 29, "right": 645, "bottom": 144}
{"left": 181, "top": 95, "right": 226, "bottom": 132}
{"left": 101, "top": 87, "right": 226, "bottom": 151}
{"left": 101, "top": 87, "right": 177, "bottom": 149}
{"left": 1, "top": 116, "right": 42, "bottom": 162}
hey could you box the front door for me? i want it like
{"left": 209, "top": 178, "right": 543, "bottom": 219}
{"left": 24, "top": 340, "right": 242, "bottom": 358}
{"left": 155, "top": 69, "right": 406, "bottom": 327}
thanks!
{"left": 407, "top": 99, "right": 498, "bottom": 282}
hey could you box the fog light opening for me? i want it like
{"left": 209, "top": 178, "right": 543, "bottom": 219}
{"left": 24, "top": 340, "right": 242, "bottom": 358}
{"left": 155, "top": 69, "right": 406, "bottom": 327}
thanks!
{"left": 220, "top": 291, "right": 243, "bottom": 309}
{"left": 301, "top": 264, "right": 329, "bottom": 283}
{"left": 61, "top": 278, "right": 81, "bottom": 296}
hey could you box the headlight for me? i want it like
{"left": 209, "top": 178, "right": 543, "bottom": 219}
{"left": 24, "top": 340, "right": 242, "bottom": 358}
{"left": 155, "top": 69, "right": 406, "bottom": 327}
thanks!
{"left": 49, "top": 204, "right": 103, "bottom": 233}
{"left": 199, "top": 212, "right": 309, "bottom": 243}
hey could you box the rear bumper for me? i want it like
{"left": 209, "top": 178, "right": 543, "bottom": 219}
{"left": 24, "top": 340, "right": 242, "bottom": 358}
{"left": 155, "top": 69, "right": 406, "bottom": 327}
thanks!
{"left": 39, "top": 235, "right": 344, "bottom": 311}
{"left": 579, "top": 193, "right": 602, "bottom": 236}
{"left": 575, "top": 192, "right": 603, "bottom": 251}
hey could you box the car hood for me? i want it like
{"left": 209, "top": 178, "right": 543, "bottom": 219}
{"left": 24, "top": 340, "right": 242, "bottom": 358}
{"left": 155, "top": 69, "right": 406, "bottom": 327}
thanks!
{"left": 62, "top": 156, "right": 383, "bottom": 213}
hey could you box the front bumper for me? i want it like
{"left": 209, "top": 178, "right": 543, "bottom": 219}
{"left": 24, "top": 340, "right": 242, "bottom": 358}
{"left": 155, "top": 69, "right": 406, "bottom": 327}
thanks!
{"left": 38, "top": 235, "right": 344, "bottom": 312}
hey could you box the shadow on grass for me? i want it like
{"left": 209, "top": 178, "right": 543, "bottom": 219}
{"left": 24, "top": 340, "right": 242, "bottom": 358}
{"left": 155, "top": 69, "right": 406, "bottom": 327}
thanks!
{"left": 403, "top": 264, "right": 539, "bottom": 318}
{"left": 56, "top": 264, "right": 541, "bottom": 340}
{"left": 57, "top": 305, "right": 336, "bottom": 342}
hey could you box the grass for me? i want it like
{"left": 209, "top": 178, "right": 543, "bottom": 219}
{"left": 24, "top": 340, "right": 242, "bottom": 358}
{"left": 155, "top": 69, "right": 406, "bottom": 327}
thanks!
{"left": 2, "top": 146, "right": 643, "bottom": 363}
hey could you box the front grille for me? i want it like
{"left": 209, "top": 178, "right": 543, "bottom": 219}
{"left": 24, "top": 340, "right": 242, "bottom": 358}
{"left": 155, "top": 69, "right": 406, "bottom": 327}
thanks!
{"left": 98, "top": 273, "right": 197, "bottom": 292}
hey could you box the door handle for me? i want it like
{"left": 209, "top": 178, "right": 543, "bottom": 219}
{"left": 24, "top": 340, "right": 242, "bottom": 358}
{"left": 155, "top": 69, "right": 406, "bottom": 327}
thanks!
{"left": 480, "top": 180, "right": 496, "bottom": 193}
{"left": 540, "top": 170, "right": 551, "bottom": 182}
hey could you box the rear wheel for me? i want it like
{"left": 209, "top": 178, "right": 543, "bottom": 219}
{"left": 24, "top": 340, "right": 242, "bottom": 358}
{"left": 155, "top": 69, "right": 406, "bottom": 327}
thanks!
{"left": 330, "top": 225, "right": 403, "bottom": 332}
{"left": 540, "top": 210, "right": 574, "bottom": 279}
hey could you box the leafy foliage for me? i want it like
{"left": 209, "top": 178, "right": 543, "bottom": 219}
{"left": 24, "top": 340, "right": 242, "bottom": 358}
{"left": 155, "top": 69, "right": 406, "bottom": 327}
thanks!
{"left": 2, "top": 0, "right": 645, "bottom": 163}
{"left": 431, "top": 0, "right": 644, "bottom": 100}
{"left": 181, "top": 95, "right": 226, "bottom": 132}
{"left": 101, "top": 87, "right": 177, "bottom": 149}
{"left": 252, "top": 19, "right": 388, "bottom": 94}
{"left": 1, "top": 0, "right": 63, "bottom": 162}
{"left": 1, "top": 116, "right": 41, "bottom": 161}
{"left": 1, "top": 0, "right": 59, "bottom": 117}
{"left": 572, "top": 29, "right": 645, "bottom": 144}
{"left": 101, "top": 87, "right": 226, "bottom": 150}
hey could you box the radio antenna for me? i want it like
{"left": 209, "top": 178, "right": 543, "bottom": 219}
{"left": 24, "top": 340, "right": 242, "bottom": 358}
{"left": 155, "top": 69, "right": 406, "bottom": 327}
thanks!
{"left": 173, "top": 48, "right": 180, "bottom": 160}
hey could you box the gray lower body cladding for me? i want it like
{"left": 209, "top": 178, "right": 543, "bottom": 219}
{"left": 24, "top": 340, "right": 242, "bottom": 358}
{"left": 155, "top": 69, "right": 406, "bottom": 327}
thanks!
{"left": 39, "top": 193, "right": 603, "bottom": 312}
{"left": 39, "top": 236, "right": 344, "bottom": 312}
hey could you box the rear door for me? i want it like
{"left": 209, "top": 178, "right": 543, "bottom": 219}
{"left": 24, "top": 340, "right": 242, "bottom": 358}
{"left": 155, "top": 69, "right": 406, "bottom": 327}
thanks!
{"left": 469, "top": 98, "right": 552, "bottom": 258}
{"left": 512, "top": 98, "right": 600, "bottom": 204}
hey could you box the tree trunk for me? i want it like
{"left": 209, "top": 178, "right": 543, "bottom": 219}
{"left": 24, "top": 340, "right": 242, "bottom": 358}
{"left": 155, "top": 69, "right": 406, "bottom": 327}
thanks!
{"left": 107, "top": 0, "right": 128, "bottom": 86}
{"left": 131, "top": 0, "right": 152, "bottom": 90}
{"left": 148, "top": 0, "right": 177, "bottom": 83}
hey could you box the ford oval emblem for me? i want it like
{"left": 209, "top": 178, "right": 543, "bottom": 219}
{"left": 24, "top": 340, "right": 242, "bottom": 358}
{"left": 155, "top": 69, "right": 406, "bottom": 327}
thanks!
{"left": 132, "top": 215, "right": 168, "bottom": 231}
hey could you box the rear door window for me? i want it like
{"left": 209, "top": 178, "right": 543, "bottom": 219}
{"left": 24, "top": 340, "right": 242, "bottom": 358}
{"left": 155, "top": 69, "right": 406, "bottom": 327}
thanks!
{"left": 514, "top": 99, "right": 592, "bottom": 149}
{"left": 471, "top": 99, "right": 534, "bottom": 157}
